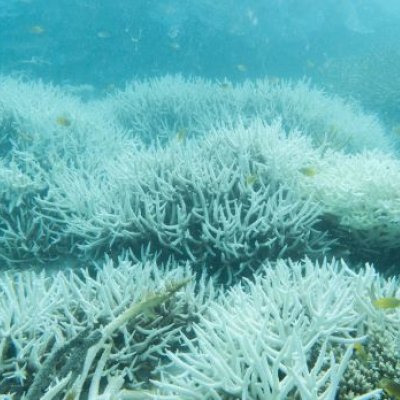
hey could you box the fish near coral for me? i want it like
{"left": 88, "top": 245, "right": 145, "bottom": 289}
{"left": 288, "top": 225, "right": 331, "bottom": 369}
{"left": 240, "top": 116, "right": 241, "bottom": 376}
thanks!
{"left": 353, "top": 342, "right": 369, "bottom": 363}
{"left": 373, "top": 297, "right": 400, "bottom": 309}
{"left": 299, "top": 166, "right": 317, "bottom": 177}
{"left": 245, "top": 174, "right": 257, "bottom": 186}
{"left": 379, "top": 378, "right": 400, "bottom": 399}
{"left": 176, "top": 128, "right": 187, "bottom": 143}
{"left": 56, "top": 116, "right": 72, "bottom": 127}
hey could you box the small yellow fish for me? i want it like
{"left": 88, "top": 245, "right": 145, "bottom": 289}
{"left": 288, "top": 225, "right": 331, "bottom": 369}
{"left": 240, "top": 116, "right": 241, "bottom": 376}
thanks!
{"left": 353, "top": 342, "right": 369, "bottom": 363}
{"left": 379, "top": 378, "right": 400, "bottom": 399}
{"left": 299, "top": 167, "right": 317, "bottom": 177}
{"left": 373, "top": 297, "right": 400, "bottom": 309}
{"left": 29, "top": 25, "right": 45, "bottom": 34}
{"left": 237, "top": 64, "right": 247, "bottom": 72}
{"left": 56, "top": 116, "right": 72, "bottom": 127}
{"left": 245, "top": 175, "right": 257, "bottom": 186}
{"left": 176, "top": 128, "right": 187, "bottom": 142}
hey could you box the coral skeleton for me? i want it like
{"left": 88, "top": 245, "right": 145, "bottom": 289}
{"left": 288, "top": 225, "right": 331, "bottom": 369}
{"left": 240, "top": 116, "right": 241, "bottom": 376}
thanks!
{"left": 102, "top": 75, "right": 391, "bottom": 153}
{"left": 0, "top": 75, "right": 399, "bottom": 399}
{"left": 152, "top": 258, "right": 400, "bottom": 399}
{"left": 0, "top": 76, "right": 397, "bottom": 268}
{"left": 0, "top": 256, "right": 216, "bottom": 399}
{"left": 0, "top": 257, "right": 398, "bottom": 398}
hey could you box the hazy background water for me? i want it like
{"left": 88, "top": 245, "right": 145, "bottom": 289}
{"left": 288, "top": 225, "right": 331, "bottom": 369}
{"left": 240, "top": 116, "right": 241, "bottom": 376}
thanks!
{"left": 1, "top": 0, "right": 399, "bottom": 123}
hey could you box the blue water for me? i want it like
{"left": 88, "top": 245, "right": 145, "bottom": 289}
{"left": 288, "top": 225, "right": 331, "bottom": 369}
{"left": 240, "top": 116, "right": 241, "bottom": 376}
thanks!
{"left": 1, "top": 0, "right": 399, "bottom": 126}
{"left": 1, "top": 2, "right": 400, "bottom": 398}
{"left": 1, "top": 0, "right": 399, "bottom": 84}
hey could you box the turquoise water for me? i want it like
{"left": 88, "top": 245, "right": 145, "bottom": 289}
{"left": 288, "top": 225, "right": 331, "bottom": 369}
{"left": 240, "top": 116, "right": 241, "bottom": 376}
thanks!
{"left": 0, "top": 1, "right": 398, "bottom": 89}
{"left": 1, "top": 0, "right": 400, "bottom": 123}
{"left": 0, "top": 2, "right": 400, "bottom": 399}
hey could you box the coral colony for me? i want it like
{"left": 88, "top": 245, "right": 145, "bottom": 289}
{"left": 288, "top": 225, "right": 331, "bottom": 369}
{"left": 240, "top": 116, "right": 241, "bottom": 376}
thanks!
{"left": 0, "top": 76, "right": 399, "bottom": 399}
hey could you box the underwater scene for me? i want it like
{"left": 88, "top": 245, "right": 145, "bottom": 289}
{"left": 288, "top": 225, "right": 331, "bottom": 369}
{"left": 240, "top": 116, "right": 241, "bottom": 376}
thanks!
{"left": 0, "top": 0, "right": 400, "bottom": 399}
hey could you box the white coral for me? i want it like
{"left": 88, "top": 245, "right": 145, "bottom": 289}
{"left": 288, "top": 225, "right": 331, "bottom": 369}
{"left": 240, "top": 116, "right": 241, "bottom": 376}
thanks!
{"left": 0, "top": 256, "right": 215, "bottom": 398}
{"left": 152, "top": 258, "right": 400, "bottom": 400}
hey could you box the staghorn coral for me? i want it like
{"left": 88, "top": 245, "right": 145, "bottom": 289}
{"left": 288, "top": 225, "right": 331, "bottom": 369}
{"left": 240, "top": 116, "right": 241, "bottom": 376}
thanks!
{"left": 0, "top": 256, "right": 216, "bottom": 399}
{"left": 0, "top": 257, "right": 399, "bottom": 399}
{"left": 0, "top": 75, "right": 138, "bottom": 168}
{"left": 0, "top": 76, "right": 397, "bottom": 270}
{"left": 211, "top": 120, "right": 400, "bottom": 264}
{"left": 151, "top": 258, "right": 400, "bottom": 400}
{"left": 34, "top": 121, "right": 331, "bottom": 277}
{"left": 100, "top": 75, "right": 392, "bottom": 153}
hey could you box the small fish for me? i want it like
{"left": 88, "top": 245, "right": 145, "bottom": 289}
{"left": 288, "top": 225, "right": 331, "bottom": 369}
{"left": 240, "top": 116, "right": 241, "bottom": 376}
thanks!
{"left": 379, "top": 378, "right": 400, "bottom": 399}
{"left": 56, "top": 116, "right": 72, "bottom": 127}
{"left": 306, "top": 59, "right": 315, "bottom": 69}
{"left": 353, "top": 342, "right": 369, "bottom": 363}
{"left": 373, "top": 297, "right": 400, "bottom": 309}
{"left": 299, "top": 167, "right": 317, "bottom": 177}
{"left": 176, "top": 128, "right": 187, "bottom": 142}
{"left": 29, "top": 25, "right": 45, "bottom": 34}
{"left": 104, "top": 83, "right": 117, "bottom": 93}
{"left": 245, "top": 175, "right": 257, "bottom": 186}
{"left": 97, "top": 31, "right": 111, "bottom": 39}
{"left": 218, "top": 80, "right": 232, "bottom": 90}
{"left": 169, "top": 42, "right": 180, "bottom": 51}
{"left": 237, "top": 64, "right": 247, "bottom": 72}
{"left": 392, "top": 125, "right": 400, "bottom": 136}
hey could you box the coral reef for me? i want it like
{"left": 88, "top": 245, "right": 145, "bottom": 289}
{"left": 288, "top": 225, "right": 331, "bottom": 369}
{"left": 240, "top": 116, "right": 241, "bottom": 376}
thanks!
{"left": 1, "top": 257, "right": 397, "bottom": 398}
{"left": 36, "top": 122, "right": 331, "bottom": 276}
{"left": 103, "top": 75, "right": 391, "bottom": 153}
{"left": 339, "top": 324, "right": 400, "bottom": 399}
{"left": 0, "top": 256, "right": 215, "bottom": 398}
{"left": 0, "top": 75, "right": 399, "bottom": 398}
{"left": 216, "top": 121, "right": 400, "bottom": 261}
{"left": 1, "top": 76, "right": 397, "bottom": 269}
{"left": 151, "top": 258, "right": 400, "bottom": 399}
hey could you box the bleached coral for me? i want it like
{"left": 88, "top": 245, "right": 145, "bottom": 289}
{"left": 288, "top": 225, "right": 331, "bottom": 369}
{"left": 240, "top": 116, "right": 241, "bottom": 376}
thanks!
{"left": 1, "top": 256, "right": 398, "bottom": 399}
{"left": 299, "top": 151, "right": 400, "bottom": 256}
{"left": 102, "top": 75, "right": 392, "bottom": 153}
{"left": 0, "top": 76, "right": 397, "bottom": 269}
{"left": 0, "top": 153, "right": 51, "bottom": 266}
{"left": 152, "top": 258, "right": 400, "bottom": 400}
{"left": 0, "top": 75, "right": 136, "bottom": 166}
{"left": 0, "top": 256, "right": 216, "bottom": 398}
{"left": 212, "top": 120, "right": 400, "bottom": 259}
{"left": 33, "top": 122, "right": 331, "bottom": 275}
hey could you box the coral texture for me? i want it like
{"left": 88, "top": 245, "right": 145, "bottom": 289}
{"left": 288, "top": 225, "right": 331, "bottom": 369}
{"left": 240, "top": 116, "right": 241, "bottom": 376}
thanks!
{"left": 153, "top": 258, "right": 400, "bottom": 400}
{"left": 0, "top": 256, "right": 215, "bottom": 399}
{"left": 1, "top": 257, "right": 397, "bottom": 399}
{"left": 1, "top": 76, "right": 396, "bottom": 269}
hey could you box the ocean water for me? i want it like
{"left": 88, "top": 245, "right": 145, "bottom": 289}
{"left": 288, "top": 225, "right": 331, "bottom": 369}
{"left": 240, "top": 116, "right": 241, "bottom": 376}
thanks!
{"left": 0, "top": 1, "right": 400, "bottom": 399}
